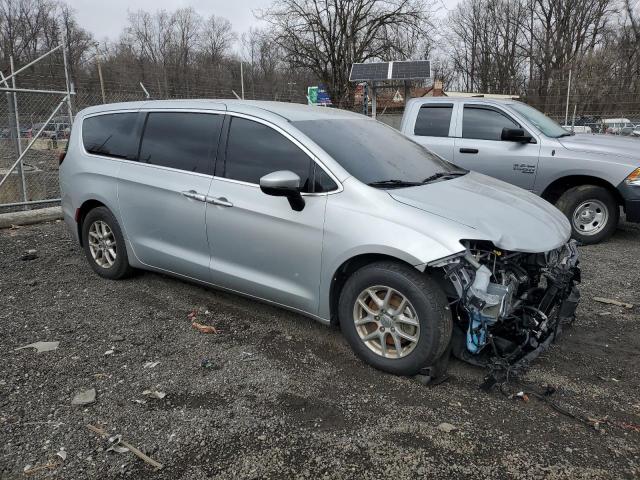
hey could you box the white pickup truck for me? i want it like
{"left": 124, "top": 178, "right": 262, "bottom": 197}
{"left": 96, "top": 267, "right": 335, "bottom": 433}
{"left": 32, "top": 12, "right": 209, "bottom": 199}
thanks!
{"left": 399, "top": 97, "right": 640, "bottom": 244}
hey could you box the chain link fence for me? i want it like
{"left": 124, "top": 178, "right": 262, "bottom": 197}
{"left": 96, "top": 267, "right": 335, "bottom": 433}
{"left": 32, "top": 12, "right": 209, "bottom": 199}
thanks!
{"left": 2, "top": 80, "right": 639, "bottom": 214}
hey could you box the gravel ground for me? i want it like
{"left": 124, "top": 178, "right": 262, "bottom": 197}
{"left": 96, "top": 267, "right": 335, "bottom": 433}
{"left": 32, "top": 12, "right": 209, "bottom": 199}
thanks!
{"left": 1, "top": 219, "right": 639, "bottom": 479}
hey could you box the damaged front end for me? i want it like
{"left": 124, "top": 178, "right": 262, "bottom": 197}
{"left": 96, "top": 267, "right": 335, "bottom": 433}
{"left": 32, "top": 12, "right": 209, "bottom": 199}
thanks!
{"left": 433, "top": 240, "right": 581, "bottom": 369}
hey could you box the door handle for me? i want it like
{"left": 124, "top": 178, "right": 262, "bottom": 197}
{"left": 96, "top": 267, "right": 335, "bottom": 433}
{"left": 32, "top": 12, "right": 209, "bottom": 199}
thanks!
{"left": 181, "top": 190, "right": 206, "bottom": 202}
{"left": 206, "top": 196, "right": 233, "bottom": 207}
{"left": 459, "top": 148, "right": 479, "bottom": 154}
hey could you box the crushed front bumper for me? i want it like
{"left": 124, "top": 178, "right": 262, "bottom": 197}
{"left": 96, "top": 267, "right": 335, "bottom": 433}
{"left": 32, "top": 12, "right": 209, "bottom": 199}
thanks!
{"left": 446, "top": 240, "right": 581, "bottom": 370}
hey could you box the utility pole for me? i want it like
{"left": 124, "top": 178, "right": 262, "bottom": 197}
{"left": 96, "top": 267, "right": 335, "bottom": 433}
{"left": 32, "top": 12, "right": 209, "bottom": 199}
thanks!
{"left": 96, "top": 44, "right": 106, "bottom": 103}
{"left": 564, "top": 69, "right": 572, "bottom": 126}
{"left": 240, "top": 62, "right": 245, "bottom": 100}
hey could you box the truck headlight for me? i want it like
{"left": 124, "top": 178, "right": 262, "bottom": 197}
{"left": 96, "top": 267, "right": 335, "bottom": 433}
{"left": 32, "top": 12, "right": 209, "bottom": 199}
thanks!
{"left": 626, "top": 167, "right": 640, "bottom": 186}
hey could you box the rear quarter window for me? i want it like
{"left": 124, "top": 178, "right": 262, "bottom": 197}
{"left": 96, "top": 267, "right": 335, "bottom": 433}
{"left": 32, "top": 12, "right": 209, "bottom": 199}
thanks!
{"left": 82, "top": 113, "right": 139, "bottom": 160}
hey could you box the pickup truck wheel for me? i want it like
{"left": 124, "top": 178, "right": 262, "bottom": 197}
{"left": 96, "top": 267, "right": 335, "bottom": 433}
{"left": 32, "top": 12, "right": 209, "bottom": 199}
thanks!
{"left": 338, "top": 261, "right": 452, "bottom": 376}
{"left": 556, "top": 185, "right": 619, "bottom": 245}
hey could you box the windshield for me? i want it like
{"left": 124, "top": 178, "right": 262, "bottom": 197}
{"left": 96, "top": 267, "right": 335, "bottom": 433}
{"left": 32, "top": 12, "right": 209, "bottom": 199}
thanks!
{"left": 292, "top": 118, "right": 463, "bottom": 186}
{"left": 509, "top": 102, "right": 569, "bottom": 138}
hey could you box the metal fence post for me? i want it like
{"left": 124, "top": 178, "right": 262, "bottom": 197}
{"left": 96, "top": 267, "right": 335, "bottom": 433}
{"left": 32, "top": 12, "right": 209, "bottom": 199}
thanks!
{"left": 62, "top": 33, "right": 74, "bottom": 124}
{"left": 9, "top": 57, "right": 28, "bottom": 207}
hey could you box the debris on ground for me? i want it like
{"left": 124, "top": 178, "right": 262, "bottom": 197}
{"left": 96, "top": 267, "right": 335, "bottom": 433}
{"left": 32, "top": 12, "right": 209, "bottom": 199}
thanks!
{"left": 191, "top": 322, "right": 218, "bottom": 334}
{"left": 20, "top": 249, "right": 38, "bottom": 261}
{"left": 593, "top": 297, "right": 634, "bottom": 309}
{"left": 23, "top": 459, "right": 59, "bottom": 475}
{"left": 200, "top": 358, "right": 215, "bottom": 369}
{"left": 104, "top": 348, "right": 115, "bottom": 355}
{"left": 240, "top": 351, "right": 258, "bottom": 362}
{"left": 71, "top": 388, "right": 96, "bottom": 406}
{"left": 143, "top": 361, "right": 160, "bottom": 369}
{"left": 437, "top": 422, "right": 457, "bottom": 433}
{"left": 87, "top": 424, "right": 163, "bottom": 470}
{"left": 55, "top": 448, "right": 67, "bottom": 461}
{"left": 142, "top": 390, "right": 166, "bottom": 399}
{"left": 512, "top": 391, "right": 530, "bottom": 403}
{"left": 15, "top": 341, "right": 59, "bottom": 353}
{"left": 107, "top": 435, "right": 130, "bottom": 453}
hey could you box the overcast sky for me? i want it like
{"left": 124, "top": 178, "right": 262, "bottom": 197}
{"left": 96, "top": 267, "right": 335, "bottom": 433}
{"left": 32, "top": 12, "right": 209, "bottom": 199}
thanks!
{"left": 69, "top": 0, "right": 459, "bottom": 43}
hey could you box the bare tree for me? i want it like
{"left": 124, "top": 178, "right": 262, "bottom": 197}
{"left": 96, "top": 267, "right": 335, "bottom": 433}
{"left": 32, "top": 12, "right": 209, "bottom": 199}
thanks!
{"left": 260, "top": 0, "right": 431, "bottom": 105}
{"left": 626, "top": 0, "right": 640, "bottom": 40}
{"left": 200, "top": 14, "right": 236, "bottom": 64}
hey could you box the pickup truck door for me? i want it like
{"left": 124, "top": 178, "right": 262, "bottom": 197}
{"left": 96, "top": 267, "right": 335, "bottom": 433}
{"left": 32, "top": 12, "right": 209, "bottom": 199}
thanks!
{"left": 454, "top": 104, "right": 540, "bottom": 191}
{"left": 404, "top": 102, "right": 456, "bottom": 161}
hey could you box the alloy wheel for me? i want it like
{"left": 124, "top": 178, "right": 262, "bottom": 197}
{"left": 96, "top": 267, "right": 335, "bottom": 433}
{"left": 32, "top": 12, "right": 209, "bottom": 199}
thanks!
{"left": 353, "top": 285, "right": 420, "bottom": 359}
{"left": 88, "top": 220, "right": 117, "bottom": 268}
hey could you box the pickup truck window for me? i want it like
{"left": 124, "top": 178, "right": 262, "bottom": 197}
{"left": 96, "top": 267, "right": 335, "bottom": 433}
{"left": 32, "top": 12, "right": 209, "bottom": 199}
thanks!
{"left": 414, "top": 104, "right": 453, "bottom": 137}
{"left": 462, "top": 106, "right": 519, "bottom": 141}
{"left": 293, "top": 118, "right": 459, "bottom": 186}
{"left": 509, "top": 102, "right": 569, "bottom": 138}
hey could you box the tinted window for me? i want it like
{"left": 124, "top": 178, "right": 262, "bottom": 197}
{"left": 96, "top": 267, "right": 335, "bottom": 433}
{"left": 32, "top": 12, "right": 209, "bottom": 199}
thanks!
{"left": 223, "top": 117, "right": 312, "bottom": 192}
{"left": 313, "top": 163, "right": 338, "bottom": 193}
{"left": 414, "top": 105, "right": 453, "bottom": 137}
{"left": 293, "top": 119, "right": 459, "bottom": 185}
{"left": 82, "top": 113, "right": 138, "bottom": 159}
{"left": 139, "top": 112, "right": 222, "bottom": 173}
{"left": 462, "top": 106, "right": 519, "bottom": 140}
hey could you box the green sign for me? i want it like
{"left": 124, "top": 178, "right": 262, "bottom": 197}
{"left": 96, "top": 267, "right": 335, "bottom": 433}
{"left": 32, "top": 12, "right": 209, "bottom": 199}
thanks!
{"left": 307, "top": 86, "right": 318, "bottom": 105}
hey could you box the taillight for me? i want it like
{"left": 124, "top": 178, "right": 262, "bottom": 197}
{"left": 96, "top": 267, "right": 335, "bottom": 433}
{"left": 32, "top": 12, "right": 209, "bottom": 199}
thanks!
{"left": 58, "top": 151, "right": 66, "bottom": 165}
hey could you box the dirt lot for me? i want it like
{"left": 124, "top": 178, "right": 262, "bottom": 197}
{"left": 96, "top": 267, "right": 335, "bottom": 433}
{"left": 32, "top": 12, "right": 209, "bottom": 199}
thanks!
{"left": 1, "top": 219, "right": 639, "bottom": 479}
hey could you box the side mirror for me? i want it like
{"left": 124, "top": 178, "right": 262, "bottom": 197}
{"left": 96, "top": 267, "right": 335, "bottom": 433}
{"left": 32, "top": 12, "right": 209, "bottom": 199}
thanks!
{"left": 259, "top": 170, "right": 305, "bottom": 211}
{"left": 501, "top": 127, "right": 533, "bottom": 143}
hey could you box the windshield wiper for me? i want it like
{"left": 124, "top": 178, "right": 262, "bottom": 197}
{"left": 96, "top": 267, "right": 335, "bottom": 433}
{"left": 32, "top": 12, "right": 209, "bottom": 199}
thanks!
{"left": 557, "top": 132, "right": 573, "bottom": 137}
{"left": 368, "top": 179, "right": 423, "bottom": 188}
{"left": 421, "top": 170, "right": 467, "bottom": 184}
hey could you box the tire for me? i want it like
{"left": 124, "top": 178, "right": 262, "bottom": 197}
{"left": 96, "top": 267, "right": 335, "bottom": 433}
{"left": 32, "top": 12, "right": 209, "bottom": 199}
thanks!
{"left": 338, "top": 261, "right": 452, "bottom": 376}
{"left": 81, "top": 206, "right": 133, "bottom": 280}
{"left": 555, "top": 185, "right": 619, "bottom": 245}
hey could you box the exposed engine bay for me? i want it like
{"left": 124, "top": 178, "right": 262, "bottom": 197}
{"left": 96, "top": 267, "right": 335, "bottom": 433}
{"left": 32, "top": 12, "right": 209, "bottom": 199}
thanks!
{"left": 432, "top": 240, "right": 581, "bottom": 371}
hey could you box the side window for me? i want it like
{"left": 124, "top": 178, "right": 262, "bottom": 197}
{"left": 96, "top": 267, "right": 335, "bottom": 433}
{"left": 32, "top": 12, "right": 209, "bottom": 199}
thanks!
{"left": 139, "top": 112, "right": 222, "bottom": 174}
{"left": 462, "top": 106, "right": 519, "bottom": 141}
{"left": 313, "top": 163, "right": 338, "bottom": 193}
{"left": 82, "top": 113, "right": 139, "bottom": 159}
{"left": 414, "top": 104, "right": 453, "bottom": 137}
{"left": 223, "top": 116, "right": 313, "bottom": 192}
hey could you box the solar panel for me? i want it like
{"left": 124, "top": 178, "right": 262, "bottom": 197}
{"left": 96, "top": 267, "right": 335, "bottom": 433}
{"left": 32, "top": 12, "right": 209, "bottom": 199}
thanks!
{"left": 391, "top": 60, "right": 431, "bottom": 80}
{"left": 349, "top": 60, "right": 431, "bottom": 81}
{"left": 349, "top": 62, "right": 389, "bottom": 81}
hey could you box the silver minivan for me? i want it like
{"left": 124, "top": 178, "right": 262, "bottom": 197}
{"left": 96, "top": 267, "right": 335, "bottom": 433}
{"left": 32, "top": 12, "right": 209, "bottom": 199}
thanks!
{"left": 59, "top": 100, "right": 580, "bottom": 380}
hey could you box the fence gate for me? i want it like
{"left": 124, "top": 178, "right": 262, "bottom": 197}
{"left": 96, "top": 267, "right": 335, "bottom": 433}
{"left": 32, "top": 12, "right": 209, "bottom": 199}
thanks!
{"left": 0, "top": 40, "right": 74, "bottom": 213}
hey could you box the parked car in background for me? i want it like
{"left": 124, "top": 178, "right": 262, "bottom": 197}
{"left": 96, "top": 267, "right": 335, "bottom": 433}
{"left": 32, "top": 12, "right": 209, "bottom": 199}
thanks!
{"left": 603, "top": 118, "right": 634, "bottom": 135}
{"left": 32, "top": 121, "right": 70, "bottom": 139}
{"left": 400, "top": 98, "right": 640, "bottom": 244}
{"left": 562, "top": 125, "right": 592, "bottom": 134}
{"left": 59, "top": 100, "right": 580, "bottom": 380}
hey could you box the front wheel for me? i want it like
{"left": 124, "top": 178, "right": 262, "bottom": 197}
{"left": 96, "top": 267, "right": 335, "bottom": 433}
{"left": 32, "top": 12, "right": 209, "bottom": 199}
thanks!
{"left": 555, "top": 185, "right": 619, "bottom": 245}
{"left": 338, "top": 261, "right": 452, "bottom": 376}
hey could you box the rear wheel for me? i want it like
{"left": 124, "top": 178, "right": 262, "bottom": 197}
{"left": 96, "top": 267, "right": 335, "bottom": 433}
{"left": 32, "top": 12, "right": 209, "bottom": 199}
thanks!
{"left": 338, "top": 261, "right": 452, "bottom": 376}
{"left": 82, "top": 207, "right": 133, "bottom": 279}
{"left": 556, "top": 185, "right": 619, "bottom": 245}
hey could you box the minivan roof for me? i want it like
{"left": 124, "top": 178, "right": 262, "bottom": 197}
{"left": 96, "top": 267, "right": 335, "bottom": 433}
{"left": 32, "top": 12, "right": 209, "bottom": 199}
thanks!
{"left": 78, "top": 99, "right": 364, "bottom": 122}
